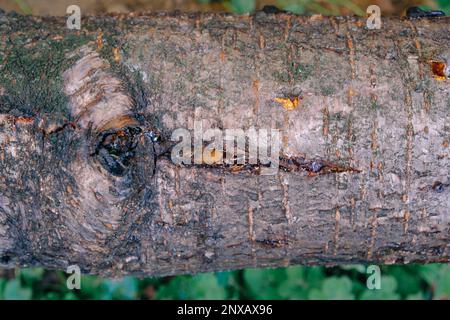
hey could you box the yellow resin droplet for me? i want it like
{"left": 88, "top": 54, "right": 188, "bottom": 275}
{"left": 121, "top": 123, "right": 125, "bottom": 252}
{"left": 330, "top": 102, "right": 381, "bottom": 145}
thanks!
{"left": 274, "top": 97, "right": 300, "bottom": 111}
{"left": 202, "top": 148, "right": 223, "bottom": 165}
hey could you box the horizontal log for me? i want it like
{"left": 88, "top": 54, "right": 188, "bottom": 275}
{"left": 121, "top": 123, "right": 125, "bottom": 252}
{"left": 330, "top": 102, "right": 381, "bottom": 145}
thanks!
{"left": 0, "top": 11, "right": 449, "bottom": 277}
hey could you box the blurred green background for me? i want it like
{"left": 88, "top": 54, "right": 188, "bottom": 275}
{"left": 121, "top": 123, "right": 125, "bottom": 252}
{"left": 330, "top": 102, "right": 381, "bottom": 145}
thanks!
{"left": 0, "top": 264, "right": 449, "bottom": 299}
{"left": 1, "top": 0, "right": 449, "bottom": 16}
{"left": 0, "top": 0, "right": 448, "bottom": 300}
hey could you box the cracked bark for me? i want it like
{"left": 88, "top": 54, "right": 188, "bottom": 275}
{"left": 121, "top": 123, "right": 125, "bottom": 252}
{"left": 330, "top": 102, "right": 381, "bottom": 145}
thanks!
{"left": 0, "top": 12, "right": 449, "bottom": 277}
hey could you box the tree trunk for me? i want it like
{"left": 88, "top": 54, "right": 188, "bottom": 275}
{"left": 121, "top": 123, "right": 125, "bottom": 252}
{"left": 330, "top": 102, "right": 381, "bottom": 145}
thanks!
{"left": 0, "top": 12, "right": 449, "bottom": 277}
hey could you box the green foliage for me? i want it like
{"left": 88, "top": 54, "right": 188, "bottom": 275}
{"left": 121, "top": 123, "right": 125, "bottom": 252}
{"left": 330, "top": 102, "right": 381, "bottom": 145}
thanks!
{"left": 13, "top": 0, "right": 32, "bottom": 15}
{"left": 359, "top": 276, "right": 400, "bottom": 300}
{"left": 224, "top": 0, "right": 256, "bottom": 13}
{"left": 156, "top": 274, "right": 227, "bottom": 299}
{"left": 200, "top": 0, "right": 366, "bottom": 15}
{"left": 200, "top": 0, "right": 448, "bottom": 16}
{"left": 308, "top": 276, "right": 354, "bottom": 299}
{"left": 420, "top": 265, "right": 450, "bottom": 299}
{"left": 3, "top": 279, "right": 32, "bottom": 300}
{"left": 0, "top": 264, "right": 448, "bottom": 300}
{"left": 424, "top": 0, "right": 450, "bottom": 14}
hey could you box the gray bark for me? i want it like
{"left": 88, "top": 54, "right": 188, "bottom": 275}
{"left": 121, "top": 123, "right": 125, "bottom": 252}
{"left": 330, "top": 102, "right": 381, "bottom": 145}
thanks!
{"left": 0, "top": 12, "right": 449, "bottom": 277}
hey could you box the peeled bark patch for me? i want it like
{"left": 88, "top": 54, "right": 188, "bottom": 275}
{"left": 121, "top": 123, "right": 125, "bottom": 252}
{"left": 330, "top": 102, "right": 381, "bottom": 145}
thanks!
{"left": 63, "top": 48, "right": 139, "bottom": 132}
{"left": 0, "top": 12, "right": 449, "bottom": 277}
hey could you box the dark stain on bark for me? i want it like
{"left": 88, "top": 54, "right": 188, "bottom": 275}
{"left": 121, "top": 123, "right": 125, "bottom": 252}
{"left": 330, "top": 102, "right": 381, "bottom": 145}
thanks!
{"left": 93, "top": 126, "right": 143, "bottom": 176}
{"left": 432, "top": 181, "right": 446, "bottom": 193}
{"left": 406, "top": 7, "right": 446, "bottom": 19}
{"left": 255, "top": 238, "right": 288, "bottom": 247}
{"left": 278, "top": 156, "right": 360, "bottom": 175}
{"left": 177, "top": 154, "right": 361, "bottom": 176}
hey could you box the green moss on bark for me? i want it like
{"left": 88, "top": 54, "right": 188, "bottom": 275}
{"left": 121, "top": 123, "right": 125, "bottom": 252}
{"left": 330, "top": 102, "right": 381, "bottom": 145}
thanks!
{"left": 0, "top": 33, "right": 92, "bottom": 121}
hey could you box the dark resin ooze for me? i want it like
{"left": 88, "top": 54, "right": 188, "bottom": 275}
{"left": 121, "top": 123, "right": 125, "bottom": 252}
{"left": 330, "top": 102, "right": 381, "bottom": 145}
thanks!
{"left": 95, "top": 126, "right": 142, "bottom": 176}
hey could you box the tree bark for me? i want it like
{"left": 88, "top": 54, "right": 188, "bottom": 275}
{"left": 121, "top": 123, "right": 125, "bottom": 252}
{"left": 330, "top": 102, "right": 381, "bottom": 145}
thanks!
{"left": 0, "top": 12, "right": 449, "bottom": 277}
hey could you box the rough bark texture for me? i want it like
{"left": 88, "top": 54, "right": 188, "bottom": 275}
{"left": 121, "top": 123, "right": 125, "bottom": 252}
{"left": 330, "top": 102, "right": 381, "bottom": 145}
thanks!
{"left": 0, "top": 11, "right": 449, "bottom": 277}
